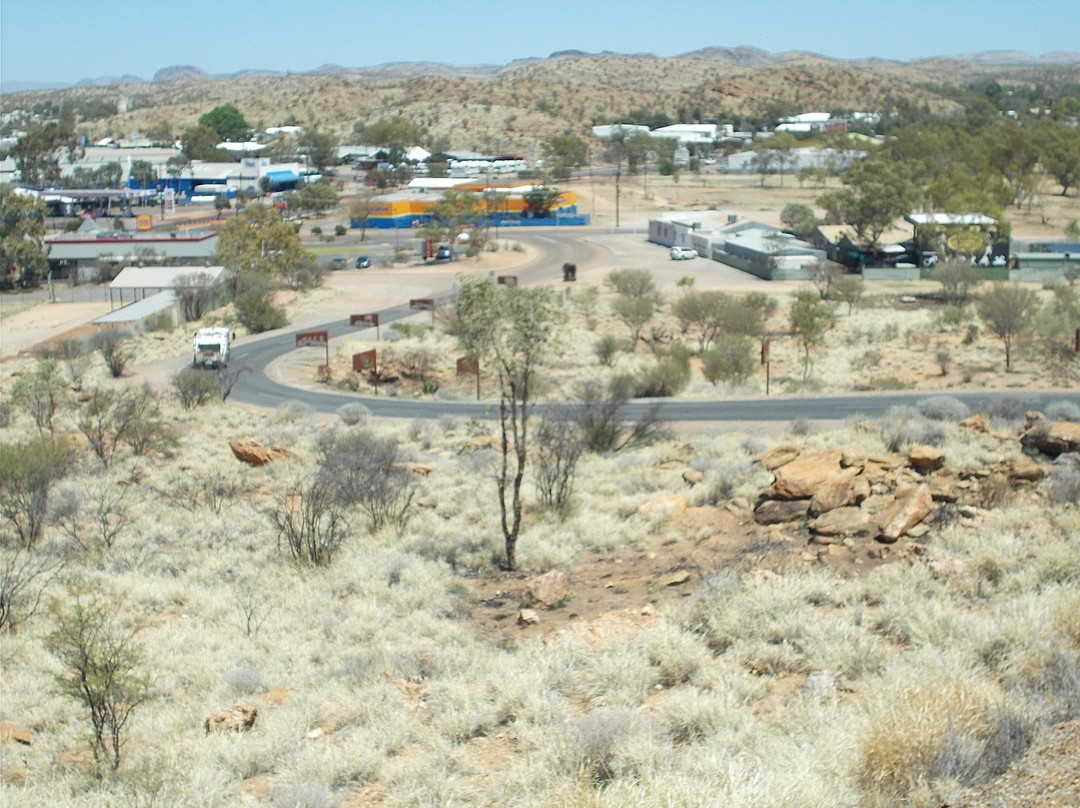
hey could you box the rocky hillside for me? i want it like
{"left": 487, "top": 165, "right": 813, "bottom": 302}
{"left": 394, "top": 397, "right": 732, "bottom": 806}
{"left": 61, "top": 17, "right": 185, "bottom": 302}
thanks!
{"left": 8, "top": 51, "right": 1079, "bottom": 156}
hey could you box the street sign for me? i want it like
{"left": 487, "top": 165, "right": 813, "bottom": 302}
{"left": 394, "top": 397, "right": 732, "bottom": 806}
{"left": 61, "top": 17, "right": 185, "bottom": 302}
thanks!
{"left": 352, "top": 349, "right": 377, "bottom": 372}
{"left": 497, "top": 275, "right": 517, "bottom": 288}
{"left": 352, "top": 349, "right": 378, "bottom": 395}
{"left": 409, "top": 298, "right": 435, "bottom": 311}
{"left": 295, "top": 330, "right": 329, "bottom": 347}
{"left": 456, "top": 357, "right": 479, "bottom": 376}
{"left": 350, "top": 313, "right": 379, "bottom": 327}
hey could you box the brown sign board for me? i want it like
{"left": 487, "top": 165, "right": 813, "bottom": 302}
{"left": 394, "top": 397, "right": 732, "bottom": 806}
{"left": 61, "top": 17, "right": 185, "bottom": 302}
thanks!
{"left": 497, "top": 275, "right": 517, "bottom": 287}
{"left": 350, "top": 313, "right": 379, "bottom": 328}
{"left": 409, "top": 298, "right": 435, "bottom": 311}
{"left": 456, "top": 357, "right": 479, "bottom": 376}
{"left": 295, "top": 330, "right": 329, "bottom": 348}
{"left": 352, "top": 349, "right": 377, "bottom": 372}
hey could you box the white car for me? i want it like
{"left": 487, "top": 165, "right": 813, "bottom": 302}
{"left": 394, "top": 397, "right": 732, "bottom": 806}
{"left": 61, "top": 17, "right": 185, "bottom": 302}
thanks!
{"left": 670, "top": 246, "right": 698, "bottom": 260}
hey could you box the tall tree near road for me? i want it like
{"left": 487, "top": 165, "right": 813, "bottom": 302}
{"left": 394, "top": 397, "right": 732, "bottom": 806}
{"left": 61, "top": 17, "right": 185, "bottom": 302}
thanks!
{"left": 454, "top": 277, "right": 564, "bottom": 571}
{"left": 214, "top": 203, "right": 316, "bottom": 288}
{"left": 788, "top": 291, "right": 837, "bottom": 381}
{"left": 426, "top": 189, "right": 481, "bottom": 257}
{"left": 297, "top": 128, "right": 341, "bottom": 174}
{"left": 978, "top": 283, "right": 1038, "bottom": 371}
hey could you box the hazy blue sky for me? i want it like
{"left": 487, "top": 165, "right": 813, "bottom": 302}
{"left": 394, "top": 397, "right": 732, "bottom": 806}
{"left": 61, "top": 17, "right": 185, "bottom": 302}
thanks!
{"left": 2, "top": 0, "right": 1078, "bottom": 86}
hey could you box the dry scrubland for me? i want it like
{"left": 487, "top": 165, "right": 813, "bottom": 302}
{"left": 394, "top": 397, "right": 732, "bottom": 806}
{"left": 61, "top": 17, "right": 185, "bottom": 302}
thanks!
{"left": 2, "top": 274, "right": 1080, "bottom": 807}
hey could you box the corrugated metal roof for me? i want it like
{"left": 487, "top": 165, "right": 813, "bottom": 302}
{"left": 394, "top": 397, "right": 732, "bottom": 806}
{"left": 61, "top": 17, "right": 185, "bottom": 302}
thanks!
{"left": 109, "top": 265, "right": 228, "bottom": 289}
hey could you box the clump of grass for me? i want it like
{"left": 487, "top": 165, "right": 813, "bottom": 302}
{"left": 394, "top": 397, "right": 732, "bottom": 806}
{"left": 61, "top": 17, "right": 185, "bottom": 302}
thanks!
{"left": 916, "top": 395, "right": 970, "bottom": 422}
{"left": 1044, "top": 400, "right": 1080, "bottom": 422}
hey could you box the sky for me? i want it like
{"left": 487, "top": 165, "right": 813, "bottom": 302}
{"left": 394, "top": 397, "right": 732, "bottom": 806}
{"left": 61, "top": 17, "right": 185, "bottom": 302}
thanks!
{"left": 2, "top": 0, "right": 1078, "bottom": 87}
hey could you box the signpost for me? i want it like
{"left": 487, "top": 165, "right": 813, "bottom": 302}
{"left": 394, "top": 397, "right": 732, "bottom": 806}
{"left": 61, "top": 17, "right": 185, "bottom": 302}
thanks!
{"left": 350, "top": 312, "right": 380, "bottom": 340}
{"left": 352, "top": 349, "right": 378, "bottom": 395}
{"left": 457, "top": 356, "right": 480, "bottom": 400}
{"left": 496, "top": 275, "right": 518, "bottom": 288}
{"left": 409, "top": 298, "right": 436, "bottom": 325}
{"left": 296, "top": 329, "right": 330, "bottom": 369}
{"left": 761, "top": 336, "right": 771, "bottom": 396}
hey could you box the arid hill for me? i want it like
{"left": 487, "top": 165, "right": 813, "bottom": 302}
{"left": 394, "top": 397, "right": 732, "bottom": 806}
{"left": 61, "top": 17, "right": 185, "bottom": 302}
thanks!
{"left": 6, "top": 51, "right": 1079, "bottom": 154}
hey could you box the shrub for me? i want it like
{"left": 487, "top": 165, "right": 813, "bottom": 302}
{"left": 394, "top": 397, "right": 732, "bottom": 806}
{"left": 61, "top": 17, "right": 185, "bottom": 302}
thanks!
{"left": 917, "top": 396, "right": 970, "bottom": 422}
{"left": 268, "top": 475, "right": 349, "bottom": 566}
{"left": 604, "top": 268, "right": 658, "bottom": 300}
{"left": 878, "top": 407, "right": 947, "bottom": 452}
{"left": 0, "top": 532, "right": 67, "bottom": 631}
{"left": 10, "top": 358, "right": 67, "bottom": 434}
{"left": 984, "top": 396, "right": 1035, "bottom": 423}
{"left": 634, "top": 344, "right": 691, "bottom": 398}
{"left": 334, "top": 224, "right": 347, "bottom": 236}
{"left": 1044, "top": 400, "right": 1080, "bottom": 422}
{"left": 571, "top": 375, "right": 665, "bottom": 453}
{"left": 47, "top": 589, "right": 151, "bottom": 771}
{"left": 317, "top": 428, "right": 417, "bottom": 532}
{"left": 336, "top": 402, "right": 370, "bottom": 425}
{"left": 0, "top": 436, "right": 71, "bottom": 547}
{"left": 92, "top": 329, "right": 134, "bottom": 377}
{"left": 700, "top": 334, "right": 756, "bottom": 387}
{"left": 77, "top": 384, "right": 177, "bottom": 467}
{"left": 234, "top": 273, "right": 287, "bottom": 333}
{"left": 172, "top": 368, "right": 219, "bottom": 409}
{"left": 594, "top": 334, "right": 620, "bottom": 366}
{"left": 533, "top": 410, "right": 585, "bottom": 517}
{"left": 142, "top": 309, "right": 175, "bottom": 332}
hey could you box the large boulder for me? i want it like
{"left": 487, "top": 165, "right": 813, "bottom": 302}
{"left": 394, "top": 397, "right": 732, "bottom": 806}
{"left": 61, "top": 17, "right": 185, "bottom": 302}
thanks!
{"left": 753, "top": 443, "right": 802, "bottom": 470}
{"left": 205, "top": 703, "right": 258, "bottom": 734}
{"left": 908, "top": 446, "right": 946, "bottom": 473}
{"left": 528, "top": 570, "right": 570, "bottom": 608}
{"left": 639, "top": 494, "right": 688, "bottom": 519}
{"left": 1020, "top": 421, "right": 1080, "bottom": 457}
{"left": 877, "top": 484, "right": 934, "bottom": 543}
{"left": 808, "top": 467, "right": 869, "bottom": 515}
{"left": 754, "top": 499, "right": 811, "bottom": 524}
{"left": 809, "top": 506, "right": 871, "bottom": 539}
{"left": 766, "top": 449, "right": 845, "bottom": 500}
{"left": 229, "top": 439, "right": 287, "bottom": 466}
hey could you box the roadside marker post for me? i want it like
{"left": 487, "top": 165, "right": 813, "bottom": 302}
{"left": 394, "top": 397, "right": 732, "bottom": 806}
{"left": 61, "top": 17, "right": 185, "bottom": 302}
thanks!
{"left": 296, "top": 330, "right": 330, "bottom": 370}
{"left": 457, "top": 356, "right": 480, "bottom": 400}
{"left": 353, "top": 349, "right": 378, "bottom": 395}
{"left": 350, "top": 312, "right": 380, "bottom": 340}
{"left": 410, "top": 298, "right": 436, "bottom": 326}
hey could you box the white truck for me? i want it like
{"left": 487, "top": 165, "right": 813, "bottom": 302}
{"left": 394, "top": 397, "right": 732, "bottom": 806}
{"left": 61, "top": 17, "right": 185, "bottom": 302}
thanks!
{"left": 192, "top": 327, "right": 233, "bottom": 369}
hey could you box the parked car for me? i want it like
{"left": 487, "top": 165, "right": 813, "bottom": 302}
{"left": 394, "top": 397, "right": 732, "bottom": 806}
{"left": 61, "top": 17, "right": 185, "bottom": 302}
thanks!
{"left": 670, "top": 246, "right": 698, "bottom": 260}
{"left": 328, "top": 257, "right": 347, "bottom": 271}
{"left": 434, "top": 244, "right": 453, "bottom": 261}
{"left": 354, "top": 255, "right": 371, "bottom": 269}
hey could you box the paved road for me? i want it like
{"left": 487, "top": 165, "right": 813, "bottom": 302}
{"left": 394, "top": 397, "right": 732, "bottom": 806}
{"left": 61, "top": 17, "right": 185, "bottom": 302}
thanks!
{"left": 228, "top": 228, "right": 1080, "bottom": 423}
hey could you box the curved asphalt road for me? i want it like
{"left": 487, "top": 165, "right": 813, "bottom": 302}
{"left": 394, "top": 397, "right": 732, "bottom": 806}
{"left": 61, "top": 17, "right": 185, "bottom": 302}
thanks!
{"left": 229, "top": 229, "right": 1080, "bottom": 423}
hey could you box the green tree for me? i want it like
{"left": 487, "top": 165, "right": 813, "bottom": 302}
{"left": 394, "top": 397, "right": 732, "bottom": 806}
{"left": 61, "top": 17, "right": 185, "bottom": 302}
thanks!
{"left": 788, "top": 291, "right": 837, "bottom": 381}
{"left": 1, "top": 184, "right": 49, "bottom": 285}
{"left": 817, "top": 160, "right": 923, "bottom": 248}
{"left": 770, "top": 132, "right": 799, "bottom": 186}
{"left": 750, "top": 139, "right": 778, "bottom": 187}
{"left": 0, "top": 435, "right": 71, "bottom": 548}
{"left": 9, "top": 105, "right": 81, "bottom": 188}
{"left": 1040, "top": 125, "right": 1080, "bottom": 196}
{"left": 47, "top": 590, "right": 151, "bottom": 771}
{"left": 701, "top": 334, "right": 757, "bottom": 387}
{"left": 365, "top": 116, "right": 424, "bottom": 148}
{"left": 198, "top": 104, "right": 251, "bottom": 142}
{"left": 454, "top": 276, "right": 564, "bottom": 570}
{"left": 127, "top": 160, "right": 157, "bottom": 189}
{"left": 611, "top": 294, "right": 654, "bottom": 346}
{"left": 832, "top": 274, "right": 866, "bottom": 315}
{"left": 426, "top": 189, "right": 481, "bottom": 258}
{"left": 521, "top": 186, "right": 561, "bottom": 218}
{"left": 932, "top": 261, "right": 983, "bottom": 306}
{"left": 214, "top": 203, "right": 315, "bottom": 283}
{"left": 10, "top": 358, "right": 66, "bottom": 434}
{"left": 298, "top": 128, "right": 341, "bottom": 174}
{"left": 285, "top": 182, "right": 339, "bottom": 216}
{"left": 977, "top": 283, "right": 1038, "bottom": 371}
{"left": 780, "top": 202, "right": 818, "bottom": 238}
{"left": 543, "top": 131, "right": 588, "bottom": 180}
{"left": 179, "top": 124, "right": 223, "bottom": 161}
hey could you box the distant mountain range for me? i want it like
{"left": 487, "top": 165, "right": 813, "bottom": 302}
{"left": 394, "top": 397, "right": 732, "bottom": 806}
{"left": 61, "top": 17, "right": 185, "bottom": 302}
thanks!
{"left": 4, "top": 48, "right": 1079, "bottom": 95}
